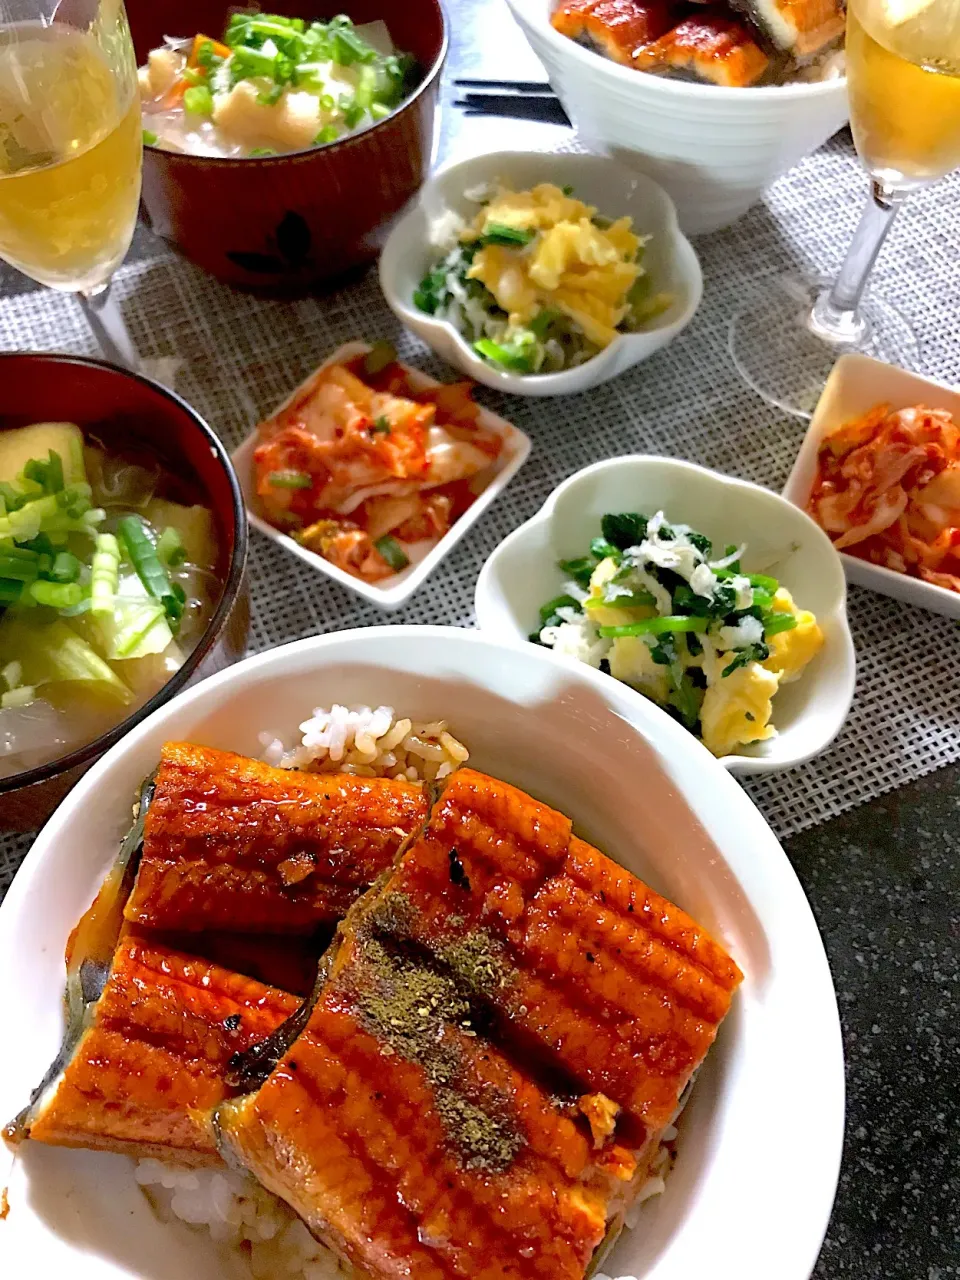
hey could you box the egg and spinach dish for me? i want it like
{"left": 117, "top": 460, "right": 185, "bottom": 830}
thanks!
{"left": 534, "top": 510, "right": 823, "bottom": 756}
{"left": 414, "top": 183, "right": 672, "bottom": 375}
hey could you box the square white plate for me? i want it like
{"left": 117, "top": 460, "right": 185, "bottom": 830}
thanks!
{"left": 232, "top": 342, "right": 531, "bottom": 609}
{"left": 783, "top": 352, "right": 960, "bottom": 620}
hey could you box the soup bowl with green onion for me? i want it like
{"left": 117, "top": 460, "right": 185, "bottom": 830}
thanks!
{"left": 0, "top": 354, "right": 248, "bottom": 830}
{"left": 128, "top": 0, "right": 447, "bottom": 292}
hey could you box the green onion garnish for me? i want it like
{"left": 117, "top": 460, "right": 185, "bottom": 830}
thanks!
{"left": 478, "top": 223, "right": 535, "bottom": 248}
{"left": 183, "top": 85, "right": 214, "bottom": 115}
{"left": 267, "top": 470, "right": 312, "bottom": 490}
{"left": 156, "top": 526, "right": 187, "bottom": 567}
{"left": 374, "top": 535, "right": 409, "bottom": 572}
{"left": 29, "top": 580, "right": 83, "bottom": 609}
{"left": 90, "top": 533, "right": 120, "bottom": 616}
{"left": 117, "top": 514, "right": 182, "bottom": 629}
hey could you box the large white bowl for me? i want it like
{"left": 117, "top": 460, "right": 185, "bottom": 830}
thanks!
{"left": 506, "top": 0, "right": 849, "bottom": 235}
{"left": 475, "top": 456, "right": 856, "bottom": 774}
{"left": 783, "top": 352, "right": 960, "bottom": 620}
{"left": 379, "top": 150, "right": 702, "bottom": 397}
{"left": 0, "top": 628, "right": 843, "bottom": 1280}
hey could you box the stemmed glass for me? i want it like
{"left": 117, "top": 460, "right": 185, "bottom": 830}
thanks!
{"left": 0, "top": 0, "right": 142, "bottom": 366}
{"left": 730, "top": 0, "right": 960, "bottom": 417}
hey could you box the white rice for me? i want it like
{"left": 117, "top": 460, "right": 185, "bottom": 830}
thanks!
{"left": 135, "top": 1160, "right": 348, "bottom": 1279}
{"left": 258, "top": 703, "right": 469, "bottom": 784}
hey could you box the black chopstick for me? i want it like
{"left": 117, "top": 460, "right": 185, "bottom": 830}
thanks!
{"left": 454, "top": 77, "right": 556, "bottom": 94}
{"left": 454, "top": 93, "right": 571, "bottom": 126}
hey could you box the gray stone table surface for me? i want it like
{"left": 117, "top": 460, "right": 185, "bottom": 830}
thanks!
{"left": 0, "top": 1, "right": 958, "bottom": 1278}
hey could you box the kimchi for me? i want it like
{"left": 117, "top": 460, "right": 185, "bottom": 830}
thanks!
{"left": 253, "top": 343, "right": 504, "bottom": 581}
{"left": 808, "top": 401, "right": 960, "bottom": 593}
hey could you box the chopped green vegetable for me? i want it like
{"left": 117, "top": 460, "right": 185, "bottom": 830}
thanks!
{"left": 370, "top": 101, "right": 390, "bottom": 120}
{"left": 29, "top": 580, "right": 84, "bottom": 609}
{"left": 183, "top": 85, "right": 214, "bottom": 115}
{"left": 539, "top": 594, "right": 581, "bottom": 626}
{"left": 668, "top": 667, "right": 703, "bottom": 730}
{"left": 371, "top": 416, "right": 391, "bottom": 435}
{"left": 598, "top": 615, "right": 710, "bottom": 638}
{"left": 50, "top": 551, "right": 81, "bottom": 583}
{"left": 314, "top": 125, "right": 341, "bottom": 144}
{"left": 104, "top": 599, "right": 173, "bottom": 660}
{"left": 117, "top": 515, "right": 183, "bottom": 629}
{"left": 267, "top": 470, "right": 313, "bottom": 490}
{"left": 248, "top": 147, "right": 277, "bottom": 157}
{"left": 477, "top": 223, "right": 536, "bottom": 248}
{"left": 589, "top": 537, "right": 621, "bottom": 563}
{"left": 558, "top": 556, "right": 597, "bottom": 589}
{"left": 721, "top": 642, "right": 770, "bottom": 678}
{"left": 473, "top": 336, "right": 538, "bottom": 373}
{"left": 156, "top": 526, "right": 187, "bottom": 567}
{"left": 142, "top": 129, "right": 159, "bottom": 146}
{"left": 90, "top": 533, "right": 121, "bottom": 616}
{"left": 561, "top": 184, "right": 574, "bottom": 196}
{"left": 763, "top": 612, "right": 799, "bottom": 638}
{"left": 374, "top": 535, "right": 409, "bottom": 572}
{"left": 601, "top": 512, "right": 647, "bottom": 551}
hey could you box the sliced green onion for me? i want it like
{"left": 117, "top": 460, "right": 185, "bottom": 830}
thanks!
{"left": 50, "top": 551, "right": 81, "bottom": 583}
{"left": 29, "top": 579, "right": 84, "bottom": 608}
{"left": 539, "top": 594, "right": 581, "bottom": 626}
{"left": 90, "top": 533, "right": 121, "bottom": 616}
{"left": 473, "top": 337, "right": 536, "bottom": 373}
{"left": 0, "top": 579, "right": 23, "bottom": 604}
{"left": 374, "top": 535, "right": 409, "bottom": 572}
{"left": 598, "top": 615, "right": 710, "bottom": 639}
{"left": 184, "top": 85, "right": 214, "bottom": 115}
{"left": 142, "top": 129, "right": 159, "bottom": 146}
{"left": 371, "top": 416, "right": 391, "bottom": 434}
{"left": 763, "top": 612, "right": 799, "bottom": 637}
{"left": 267, "top": 470, "right": 313, "bottom": 490}
{"left": 117, "top": 514, "right": 182, "bottom": 629}
{"left": 248, "top": 147, "right": 277, "bottom": 157}
{"left": 370, "top": 101, "right": 390, "bottom": 120}
{"left": 314, "top": 124, "right": 341, "bottom": 145}
{"left": 156, "top": 526, "right": 187, "bottom": 567}
{"left": 0, "top": 552, "right": 39, "bottom": 582}
{"left": 478, "top": 222, "right": 535, "bottom": 248}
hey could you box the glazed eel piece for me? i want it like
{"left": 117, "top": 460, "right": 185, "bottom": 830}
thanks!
{"left": 123, "top": 741, "right": 430, "bottom": 933}
{"left": 216, "top": 768, "right": 743, "bottom": 1279}
{"left": 7, "top": 933, "right": 298, "bottom": 1164}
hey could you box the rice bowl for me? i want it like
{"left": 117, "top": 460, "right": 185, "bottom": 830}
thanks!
{"left": 0, "top": 627, "right": 844, "bottom": 1280}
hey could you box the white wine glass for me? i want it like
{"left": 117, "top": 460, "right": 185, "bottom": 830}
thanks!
{"left": 729, "top": 0, "right": 960, "bottom": 417}
{"left": 0, "top": 0, "right": 142, "bottom": 365}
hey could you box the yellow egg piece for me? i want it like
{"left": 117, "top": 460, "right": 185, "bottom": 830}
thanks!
{"left": 700, "top": 657, "right": 781, "bottom": 757}
{"left": 609, "top": 636, "right": 671, "bottom": 706}
{"left": 763, "top": 587, "right": 825, "bottom": 684}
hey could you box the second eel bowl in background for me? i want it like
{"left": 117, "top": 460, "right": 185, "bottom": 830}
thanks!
{"left": 128, "top": 0, "right": 446, "bottom": 292}
{"left": 0, "top": 354, "right": 248, "bottom": 831}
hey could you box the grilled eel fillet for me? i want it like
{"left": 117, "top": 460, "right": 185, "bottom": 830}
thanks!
{"left": 729, "top": 0, "right": 845, "bottom": 56}
{"left": 7, "top": 935, "right": 297, "bottom": 1165}
{"left": 123, "top": 741, "right": 430, "bottom": 933}
{"left": 551, "top": 0, "right": 676, "bottom": 62}
{"left": 633, "top": 10, "right": 772, "bottom": 85}
{"left": 216, "top": 768, "right": 742, "bottom": 1279}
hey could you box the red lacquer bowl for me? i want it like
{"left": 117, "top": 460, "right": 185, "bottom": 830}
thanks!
{"left": 0, "top": 354, "right": 249, "bottom": 831}
{"left": 128, "top": 0, "right": 447, "bottom": 292}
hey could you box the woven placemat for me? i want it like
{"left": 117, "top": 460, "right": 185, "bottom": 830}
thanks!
{"left": 1, "top": 129, "right": 958, "bottom": 893}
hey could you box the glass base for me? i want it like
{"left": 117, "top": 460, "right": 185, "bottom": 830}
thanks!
{"left": 729, "top": 276, "right": 922, "bottom": 418}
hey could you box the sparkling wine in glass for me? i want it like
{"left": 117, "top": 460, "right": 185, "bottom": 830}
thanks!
{"left": 729, "top": 0, "right": 960, "bottom": 417}
{"left": 0, "top": 0, "right": 143, "bottom": 364}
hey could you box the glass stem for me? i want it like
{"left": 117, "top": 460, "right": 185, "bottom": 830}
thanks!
{"left": 79, "top": 278, "right": 138, "bottom": 370}
{"left": 809, "top": 178, "right": 908, "bottom": 346}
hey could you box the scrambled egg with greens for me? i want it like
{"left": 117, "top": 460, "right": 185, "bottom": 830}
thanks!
{"left": 414, "top": 183, "right": 672, "bottom": 375}
{"left": 534, "top": 510, "right": 823, "bottom": 757}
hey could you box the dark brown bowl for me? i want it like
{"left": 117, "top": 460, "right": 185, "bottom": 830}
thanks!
{"left": 0, "top": 354, "right": 249, "bottom": 831}
{"left": 129, "top": 0, "right": 447, "bottom": 293}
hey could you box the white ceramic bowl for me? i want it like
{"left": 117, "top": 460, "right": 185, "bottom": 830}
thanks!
{"left": 0, "top": 627, "right": 843, "bottom": 1280}
{"left": 505, "top": 0, "right": 849, "bottom": 235}
{"left": 784, "top": 352, "right": 960, "bottom": 620}
{"left": 475, "top": 455, "right": 856, "bottom": 774}
{"left": 232, "top": 341, "right": 531, "bottom": 609}
{"left": 379, "top": 150, "right": 702, "bottom": 397}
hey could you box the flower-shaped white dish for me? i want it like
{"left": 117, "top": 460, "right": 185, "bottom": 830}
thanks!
{"left": 783, "top": 352, "right": 960, "bottom": 621}
{"left": 476, "top": 455, "right": 856, "bottom": 774}
{"left": 232, "top": 341, "right": 531, "bottom": 609}
{"left": 0, "top": 627, "right": 843, "bottom": 1280}
{"left": 378, "top": 149, "right": 703, "bottom": 397}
